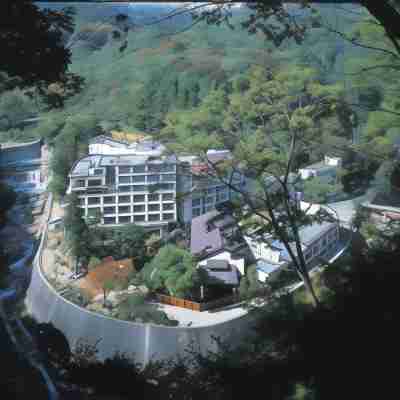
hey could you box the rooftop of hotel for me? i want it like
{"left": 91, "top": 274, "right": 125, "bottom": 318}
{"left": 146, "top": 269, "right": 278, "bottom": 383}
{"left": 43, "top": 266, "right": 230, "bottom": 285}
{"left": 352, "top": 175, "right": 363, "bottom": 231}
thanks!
{"left": 70, "top": 153, "right": 177, "bottom": 177}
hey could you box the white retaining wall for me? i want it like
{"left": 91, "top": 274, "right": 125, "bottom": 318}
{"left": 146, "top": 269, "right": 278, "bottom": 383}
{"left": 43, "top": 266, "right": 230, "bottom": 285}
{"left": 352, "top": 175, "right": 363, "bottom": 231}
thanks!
{"left": 25, "top": 257, "right": 256, "bottom": 366}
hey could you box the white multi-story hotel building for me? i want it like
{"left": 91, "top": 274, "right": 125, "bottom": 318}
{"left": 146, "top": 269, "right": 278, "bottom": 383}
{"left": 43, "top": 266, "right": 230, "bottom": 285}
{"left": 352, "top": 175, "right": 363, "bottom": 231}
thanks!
{"left": 67, "top": 135, "right": 247, "bottom": 234}
{"left": 67, "top": 135, "right": 177, "bottom": 236}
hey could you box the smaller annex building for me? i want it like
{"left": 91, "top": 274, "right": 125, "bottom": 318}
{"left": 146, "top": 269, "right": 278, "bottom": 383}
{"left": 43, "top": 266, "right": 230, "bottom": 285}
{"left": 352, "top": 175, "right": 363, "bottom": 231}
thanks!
{"left": 0, "top": 139, "right": 46, "bottom": 193}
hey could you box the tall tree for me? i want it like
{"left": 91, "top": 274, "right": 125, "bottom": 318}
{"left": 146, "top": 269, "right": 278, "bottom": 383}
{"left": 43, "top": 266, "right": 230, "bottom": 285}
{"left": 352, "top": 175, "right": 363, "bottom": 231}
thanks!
{"left": 162, "top": 66, "right": 350, "bottom": 306}
{"left": 63, "top": 193, "right": 91, "bottom": 262}
{"left": 0, "top": 1, "right": 83, "bottom": 107}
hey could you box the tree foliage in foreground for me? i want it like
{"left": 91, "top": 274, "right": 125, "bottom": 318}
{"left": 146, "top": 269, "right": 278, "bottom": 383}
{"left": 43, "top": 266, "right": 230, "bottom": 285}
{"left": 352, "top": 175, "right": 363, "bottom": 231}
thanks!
{"left": 21, "top": 232, "right": 400, "bottom": 399}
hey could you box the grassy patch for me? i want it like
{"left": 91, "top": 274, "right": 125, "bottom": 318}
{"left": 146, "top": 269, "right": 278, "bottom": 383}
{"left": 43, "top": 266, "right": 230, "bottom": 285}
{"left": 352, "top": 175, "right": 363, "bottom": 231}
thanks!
{"left": 292, "top": 270, "right": 332, "bottom": 306}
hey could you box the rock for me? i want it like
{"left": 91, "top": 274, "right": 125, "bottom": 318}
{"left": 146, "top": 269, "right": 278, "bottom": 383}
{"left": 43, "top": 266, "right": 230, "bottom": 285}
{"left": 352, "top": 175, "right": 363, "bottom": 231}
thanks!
{"left": 87, "top": 303, "right": 105, "bottom": 313}
{"left": 93, "top": 293, "right": 104, "bottom": 303}
{"left": 107, "top": 291, "right": 120, "bottom": 305}
{"left": 47, "top": 239, "right": 59, "bottom": 250}
{"left": 138, "top": 285, "right": 149, "bottom": 295}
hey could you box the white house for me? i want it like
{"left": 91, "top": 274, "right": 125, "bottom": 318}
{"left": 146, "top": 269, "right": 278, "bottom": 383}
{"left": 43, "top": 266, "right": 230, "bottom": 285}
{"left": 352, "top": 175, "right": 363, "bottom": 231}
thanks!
{"left": 298, "top": 155, "right": 342, "bottom": 182}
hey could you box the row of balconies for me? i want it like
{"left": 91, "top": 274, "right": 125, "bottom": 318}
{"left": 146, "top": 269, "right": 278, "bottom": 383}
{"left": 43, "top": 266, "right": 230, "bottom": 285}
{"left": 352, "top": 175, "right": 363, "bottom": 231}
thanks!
{"left": 85, "top": 203, "right": 176, "bottom": 213}
{"left": 117, "top": 164, "right": 176, "bottom": 174}
{"left": 101, "top": 213, "right": 176, "bottom": 225}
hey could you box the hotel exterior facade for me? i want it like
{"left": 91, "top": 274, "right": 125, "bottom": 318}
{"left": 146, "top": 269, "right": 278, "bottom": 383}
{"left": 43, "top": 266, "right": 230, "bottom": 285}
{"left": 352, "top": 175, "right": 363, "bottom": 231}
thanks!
{"left": 67, "top": 135, "right": 244, "bottom": 235}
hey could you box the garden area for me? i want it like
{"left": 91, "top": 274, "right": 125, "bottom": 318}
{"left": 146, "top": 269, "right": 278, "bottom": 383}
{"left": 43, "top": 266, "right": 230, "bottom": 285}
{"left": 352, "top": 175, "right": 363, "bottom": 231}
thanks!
{"left": 42, "top": 194, "right": 274, "bottom": 326}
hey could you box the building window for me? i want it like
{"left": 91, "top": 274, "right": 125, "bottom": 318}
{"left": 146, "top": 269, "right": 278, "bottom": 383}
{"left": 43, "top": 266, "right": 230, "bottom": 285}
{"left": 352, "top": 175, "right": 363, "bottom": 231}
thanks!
{"left": 207, "top": 188, "right": 215, "bottom": 194}
{"left": 118, "top": 195, "right": 131, "bottom": 203}
{"left": 148, "top": 194, "right": 160, "bottom": 202}
{"left": 88, "top": 197, "right": 100, "bottom": 205}
{"left": 103, "top": 196, "right": 116, "bottom": 204}
{"left": 94, "top": 169, "right": 103, "bottom": 175}
{"left": 119, "top": 166, "right": 131, "bottom": 174}
{"left": 119, "top": 216, "right": 131, "bottom": 224}
{"left": 119, "top": 185, "right": 132, "bottom": 192}
{"left": 205, "top": 196, "right": 214, "bottom": 204}
{"left": 216, "top": 192, "right": 228, "bottom": 202}
{"left": 133, "top": 205, "right": 145, "bottom": 213}
{"left": 205, "top": 205, "right": 213, "bottom": 212}
{"left": 119, "top": 176, "right": 131, "bottom": 184}
{"left": 161, "top": 174, "right": 176, "bottom": 182}
{"left": 160, "top": 164, "right": 175, "bottom": 172}
{"left": 134, "top": 215, "right": 145, "bottom": 222}
{"left": 133, "top": 195, "right": 145, "bottom": 202}
{"left": 87, "top": 179, "right": 102, "bottom": 187}
{"left": 163, "top": 203, "right": 174, "bottom": 211}
{"left": 192, "top": 208, "right": 201, "bottom": 217}
{"left": 159, "top": 183, "right": 175, "bottom": 191}
{"left": 192, "top": 198, "right": 201, "bottom": 207}
{"left": 163, "top": 213, "right": 174, "bottom": 221}
{"left": 148, "top": 214, "right": 160, "bottom": 222}
{"left": 132, "top": 185, "right": 146, "bottom": 192}
{"left": 148, "top": 204, "right": 160, "bottom": 212}
{"left": 162, "top": 193, "right": 174, "bottom": 201}
{"left": 87, "top": 208, "right": 100, "bottom": 217}
{"left": 133, "top": 165, "right": 146, "bottom": 173}
{"left": 104, "top": 206, "right": 116, "bottom": 215}
{"left": 118, "top": 206, "right": 131, "bottom": 214}
{"left": 148, "top": 164, "right": 161, "bottom": 173}
{"left": 78, "top": 197, "right": 86, "bottom": 206}
{"left": 147, "top": 174, "right": 160, "bottom": 183}
{"left": 132, "top": 175, "right": 145, "bottom": 183}
{"left": 73, "top": 179, "right": 85, "bottom": 188}
{"left": 104, "top": 217, "right": 116, "bottom": 225}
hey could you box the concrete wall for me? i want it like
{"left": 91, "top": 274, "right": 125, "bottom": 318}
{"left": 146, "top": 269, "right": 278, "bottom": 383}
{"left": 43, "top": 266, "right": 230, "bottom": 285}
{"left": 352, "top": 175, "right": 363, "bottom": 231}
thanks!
{"left": 25, "top": 258, "right": 256, "bottom": 366}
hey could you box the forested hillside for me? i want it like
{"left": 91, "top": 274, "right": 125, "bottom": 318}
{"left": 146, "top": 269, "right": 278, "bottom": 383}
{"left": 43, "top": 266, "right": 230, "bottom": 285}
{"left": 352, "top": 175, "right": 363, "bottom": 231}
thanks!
{"left": 0, "top": 3, "right": 398, "bottom": 194}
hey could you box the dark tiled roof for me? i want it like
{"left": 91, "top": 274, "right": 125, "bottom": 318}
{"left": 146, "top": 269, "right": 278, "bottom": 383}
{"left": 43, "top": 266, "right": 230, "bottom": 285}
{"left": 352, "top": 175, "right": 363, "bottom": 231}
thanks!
{"left": 190, "top": 210, "right": 223, "bottom": 256}
{"left": 200, "top": 261, "right": 239, "bottom": 286}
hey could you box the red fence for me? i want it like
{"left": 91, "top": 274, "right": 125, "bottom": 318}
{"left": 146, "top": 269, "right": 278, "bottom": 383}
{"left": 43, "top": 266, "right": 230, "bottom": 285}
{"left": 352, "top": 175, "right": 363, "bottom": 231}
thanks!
{"left": 157, "top": 287, "right": 271, "bottom": 312}
{"left": 157, "top": 294, "right": 202, "bottom": 311}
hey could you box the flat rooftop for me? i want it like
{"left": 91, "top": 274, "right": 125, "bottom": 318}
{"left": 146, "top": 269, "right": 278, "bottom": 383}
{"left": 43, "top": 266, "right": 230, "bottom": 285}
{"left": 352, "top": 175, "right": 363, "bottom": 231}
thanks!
{"left": 70, "top": 153, "right": 177, "bottom": 177}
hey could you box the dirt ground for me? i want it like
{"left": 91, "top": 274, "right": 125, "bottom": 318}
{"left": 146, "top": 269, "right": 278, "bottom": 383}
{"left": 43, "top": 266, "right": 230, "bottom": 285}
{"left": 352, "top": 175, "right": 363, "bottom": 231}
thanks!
{"left": 78, "top": 258, "right": 136, "bottom": 299}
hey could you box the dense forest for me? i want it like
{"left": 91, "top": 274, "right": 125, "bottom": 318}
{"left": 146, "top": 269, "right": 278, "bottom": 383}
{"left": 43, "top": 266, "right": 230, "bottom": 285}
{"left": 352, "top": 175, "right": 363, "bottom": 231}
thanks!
{"left": 0, "top": 3, "right": 398, "bottom": 197}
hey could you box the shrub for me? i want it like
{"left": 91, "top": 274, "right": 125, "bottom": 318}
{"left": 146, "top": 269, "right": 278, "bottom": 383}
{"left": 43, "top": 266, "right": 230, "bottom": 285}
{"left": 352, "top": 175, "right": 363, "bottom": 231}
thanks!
{"left": 88, "top": 256, "right": 101, "bottom": 270}
{"left": 63, "top": 287, "right": 91, "bottom": 307}
{"left": 116, "top": 294, "right": 178, "bottom": 326}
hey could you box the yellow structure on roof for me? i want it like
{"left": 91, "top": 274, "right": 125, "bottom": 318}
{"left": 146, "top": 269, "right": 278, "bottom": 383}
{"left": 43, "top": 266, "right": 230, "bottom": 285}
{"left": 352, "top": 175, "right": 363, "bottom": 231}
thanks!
{"left": 110, "top": 130, "right": 149, "bottom": 143}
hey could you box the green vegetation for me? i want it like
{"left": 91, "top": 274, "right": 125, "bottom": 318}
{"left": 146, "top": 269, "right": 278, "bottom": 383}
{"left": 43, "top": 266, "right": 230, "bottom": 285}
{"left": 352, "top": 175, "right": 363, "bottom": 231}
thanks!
{"left": 63, "top": 195, "right": 147, "bottom": 266}
{"left": 62, "top": 286, "right": 91, "bottom": 307}
{"left": 63, "top": 193, "right": 91, "bottom": 262}
{"left": 302, "top": 176, "right": 342, "bottom": 203}
{"left": 239, "top": 264, "right": 264, "bottom": 300}
{"left": 102, "top": 279, "right": 116, "bottom": 307}
{"left": 141, "top": 245, "right": 199, "bottom": 298}
{"left": 90, "top": 224, "right": 148, "bottom": 267}
{"left": 115, "top": 293, "right": 178, "bottom": 326}
{"left": 88, "top": 256, "right": 101, "bottom": 271}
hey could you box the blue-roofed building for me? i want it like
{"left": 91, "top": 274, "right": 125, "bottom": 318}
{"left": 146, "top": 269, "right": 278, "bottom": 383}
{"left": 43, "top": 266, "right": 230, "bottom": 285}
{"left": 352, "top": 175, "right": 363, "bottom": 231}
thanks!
{"left": 256, "top": 260, "right": 282, "bottom": 282}
{"left": 245, "top": 219, "right": 340, "bottom": 283}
